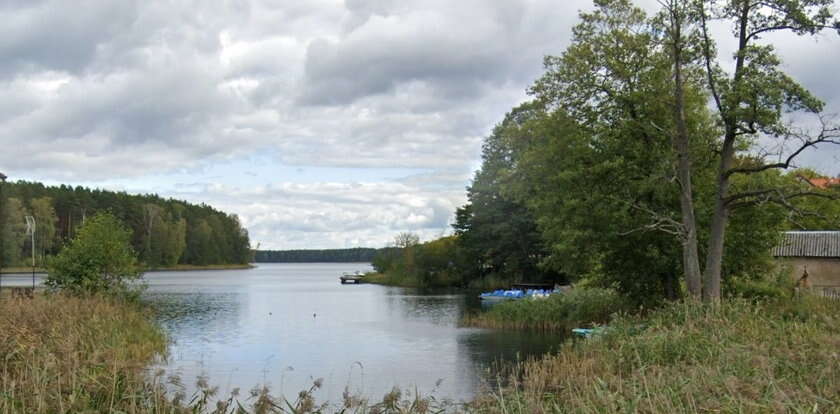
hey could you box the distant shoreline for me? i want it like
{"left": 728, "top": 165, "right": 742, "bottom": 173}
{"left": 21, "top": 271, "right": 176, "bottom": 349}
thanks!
{"left": 253, "top": 261, "right": 372, "bottom": 264}
{"left": 0, "top": 263, "right": 255, "bottom": 275}
{"left": 144, "top": 263, "right": 256, "bottom": 272}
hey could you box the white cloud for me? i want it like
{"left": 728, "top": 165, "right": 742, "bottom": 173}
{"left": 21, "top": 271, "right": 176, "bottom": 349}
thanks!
{"left": 0, "top": 0, "right": 837, "bottom": 248}
{"left": 166, "top": 181, "right": 465, "bottom": 249}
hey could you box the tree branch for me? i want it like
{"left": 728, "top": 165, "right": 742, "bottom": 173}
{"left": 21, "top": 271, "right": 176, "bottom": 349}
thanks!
{"left": 618, "top": 200, "right": 686, "bottom": 239}
{"left": 697, "top": 1, "right": 723, "bottom": 115}
{"left": 726, "top": 117, "right": 840, "bottom": 177}
{"left": 727, "top": 188, "right": 839, "bottom": 209}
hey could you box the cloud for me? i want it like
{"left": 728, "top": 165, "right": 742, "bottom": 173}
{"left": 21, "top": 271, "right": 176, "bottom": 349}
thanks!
{"left": 298, "top": 0, "right": 578, "bottom": 106}
{"left": 169, "top": 181, "right": 466, "bottom": 249}
{"left": 0, "top": 0, "right": 837, "bottom": 248}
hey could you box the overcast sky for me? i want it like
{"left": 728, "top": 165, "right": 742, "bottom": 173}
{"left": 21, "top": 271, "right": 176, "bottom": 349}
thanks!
{"left": 1, "top": 0, "right": 838, "bottom": 249}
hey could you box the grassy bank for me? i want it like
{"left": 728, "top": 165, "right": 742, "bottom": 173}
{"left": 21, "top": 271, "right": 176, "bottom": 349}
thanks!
{"left": 463, "top": 287, "right": 632, "bottom": 331}
{"left": 471, "top": 295, "right": 840, "bottom": 412}
{"left": 0, "top": 293, "right": 171, "bottom": 413}
{"left": 361, "top": 271, "right": 427, "bottom": 287}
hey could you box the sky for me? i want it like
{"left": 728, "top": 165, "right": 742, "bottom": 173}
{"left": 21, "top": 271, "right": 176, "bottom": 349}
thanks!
{"left": 0, "top": 0, "right": 838, "bottom": 249}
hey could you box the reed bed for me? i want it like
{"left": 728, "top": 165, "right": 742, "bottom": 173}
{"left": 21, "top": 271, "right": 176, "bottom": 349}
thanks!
{"left": 463, "top": 288, "right": 632, "bottom": 332}
{"left": 0, "top": 293, "right": 175, "bottom": 413}
{"left": 470, "top": 295, "right": 840, "bottom": 413}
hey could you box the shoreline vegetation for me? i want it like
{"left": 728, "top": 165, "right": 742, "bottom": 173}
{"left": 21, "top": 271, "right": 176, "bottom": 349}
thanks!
{"left": 0, "top": 294, "right": 169, "bottom": 413}
{"left": 0, "top": 263, "right": 255, "bottom": 275}
{"left": 469, "top": 294, "right": 840, "bottom": 412}
{"left": 5, "top": 284, "right": 840, "bottom": 412}
{"left": 461, "top": 287, "right": 631, "bottom": 332}
{"left": 145, "top": 263, "right": 256, "bottom": 272}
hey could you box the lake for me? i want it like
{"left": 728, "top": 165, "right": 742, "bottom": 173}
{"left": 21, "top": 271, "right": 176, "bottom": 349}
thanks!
{"left": 1, "top": 263, "right": 562, "bottom": 404}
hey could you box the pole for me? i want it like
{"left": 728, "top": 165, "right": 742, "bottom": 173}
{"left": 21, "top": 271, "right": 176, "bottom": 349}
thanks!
{"left": 25, "top": 216, "right": 35, "bottom": 290}
{"left": 0, "top": 172, "right": 6, "bottom": 297}
{"left": 31, "top": 219, "right": 35, "bottom": 289}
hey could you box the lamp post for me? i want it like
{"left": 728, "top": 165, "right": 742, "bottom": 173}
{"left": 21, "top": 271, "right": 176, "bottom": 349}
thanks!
{"left": 25, "top": 216, "right": 35, "bottom": 289}
{"left": 0, "top": 171, "right": 6, "bottom": 296}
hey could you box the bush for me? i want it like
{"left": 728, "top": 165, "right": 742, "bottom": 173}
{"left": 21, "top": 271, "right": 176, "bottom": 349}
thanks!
{"left": 727, "top": 270, "right": 794, "bottom": 300}
{"left": 46, "top": 212, "right": 142, "bottom": 295}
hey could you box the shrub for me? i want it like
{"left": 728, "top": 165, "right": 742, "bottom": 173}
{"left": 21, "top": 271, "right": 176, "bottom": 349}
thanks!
{"left": 46, "top": 212, "right": 142, "bottom": 295}
{"left": 727, "top": 270, "right": 794, "bottom": 300}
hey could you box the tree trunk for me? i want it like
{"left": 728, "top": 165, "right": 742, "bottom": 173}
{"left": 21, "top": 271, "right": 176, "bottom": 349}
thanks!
{"left": 703, "top": 132, "right": 736, "bottom": 302}
{"left": 698, "top": 1, "right": 751, "bottom": 303}
{"left": 670, "top": 0, "right": 703, "bottom": 298}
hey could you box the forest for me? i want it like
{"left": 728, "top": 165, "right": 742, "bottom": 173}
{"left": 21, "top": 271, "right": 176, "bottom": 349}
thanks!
{"left": 255, "top": 248, "right": 380, "bottom": 263}
{"left": 373, "top": 0, "right": 840, "bottom": 304}
{"left": 0, "top": 181, "right": 251, "bottom": 268}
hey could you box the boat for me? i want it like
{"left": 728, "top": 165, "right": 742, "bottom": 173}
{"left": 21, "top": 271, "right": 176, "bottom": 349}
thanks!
{"left": 478, "top": 288, "right": 555, "bottom": 303}
{"left": 572, "top": 326, "right": 606, "bottom": 338}
{"left": 339, "top": 271, "right": 364, "bottom": 284}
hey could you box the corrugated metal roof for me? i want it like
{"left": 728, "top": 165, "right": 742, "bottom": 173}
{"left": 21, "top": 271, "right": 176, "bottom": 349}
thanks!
{"left": 773, "top": 231, "right": 840, "bottom": 258}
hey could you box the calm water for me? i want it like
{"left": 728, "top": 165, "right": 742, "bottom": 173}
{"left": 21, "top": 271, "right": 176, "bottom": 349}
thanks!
{"left": 1, "top": 264, "right": 562, "bottom": 403}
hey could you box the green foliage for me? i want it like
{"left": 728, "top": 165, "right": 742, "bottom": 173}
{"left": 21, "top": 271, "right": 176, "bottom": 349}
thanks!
{"left": 413, "top": 236, "right": 461, "bottom": 286}
{"left": 371, "top": 246, "right": 402, "bottom": 273}
{"left": 29, "top": 197, "right": 58, "bottom": 266}
{"left": 1, "top": 180, "right": 251, "bottom": 268}
{"left": 370, "top": 235, "right": 468, "bottom": 287}
{"left": 450, "top": 0, "right": 810, "bottom": 303}
{"left": 464, "top": 287, "right": 632, "bottom": 331}
{"left": 507, "top": 1, "right": 701, "bottom": 303}
{"left": 726, "top": 269, "right": 795, "bottom": 300}
{"left": 46, "top": 213, "right": 142, "bottom": 295}
{"left": 453, "top": 102, "right": 561, "bottom": 288}
{"left": 1, "top": 197, "right": 27, "bottom": 267}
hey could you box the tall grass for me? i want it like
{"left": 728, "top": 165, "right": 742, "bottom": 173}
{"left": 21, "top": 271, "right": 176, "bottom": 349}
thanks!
{"left": 0, "top": 293, "right": 172, "bottom": 413}
{"left": 362, "top": 271, "right": 424, "bottom": 288}
{"left": 463, "top": 287, "right": 632, "bottom": 331}
{"left": 471, "top": 295, "right": 840, "bottom": 412}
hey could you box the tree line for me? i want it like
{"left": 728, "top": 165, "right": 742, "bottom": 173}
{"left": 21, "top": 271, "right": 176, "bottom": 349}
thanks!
{"left": 255, "top": 248, "right": 380, "bottom": 263}
{"left": 374, "top": 0, "right": 840, "bottom": 303}
{"left": 0, "top": 180, "right": 251, "bottom": 268}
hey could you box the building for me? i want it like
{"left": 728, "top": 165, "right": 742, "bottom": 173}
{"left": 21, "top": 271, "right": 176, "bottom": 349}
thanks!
{"left": 799, "top": 176, "right": 840, "bottom": 189}
{"left": 773, "top": 231, "right": 840, "bottom": 296}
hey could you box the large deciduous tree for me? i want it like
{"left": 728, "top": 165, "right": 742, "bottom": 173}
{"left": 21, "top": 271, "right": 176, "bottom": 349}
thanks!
{"left": 505, "top": 0, "right": 794, "bottom": 302}
{"left": 696, "top": 0, "right": 839, "bottom": 301}
{"left": 453, "top": 102, "right": 556, "bottom": 287}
